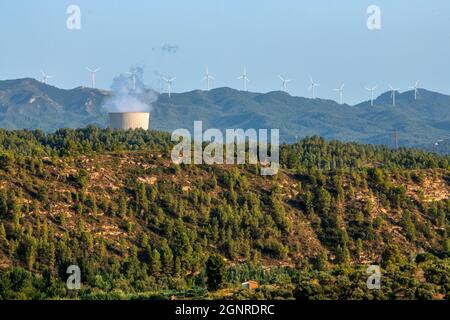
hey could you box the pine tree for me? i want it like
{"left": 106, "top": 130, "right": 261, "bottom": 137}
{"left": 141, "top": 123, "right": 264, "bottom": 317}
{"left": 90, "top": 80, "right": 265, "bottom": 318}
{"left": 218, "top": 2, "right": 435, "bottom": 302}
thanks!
{"left": 151, "top": 248, "right": 162, "bottom": 274}
{"left": 381, "top": 243, "right": 404, "bottom": 269}
{"left": 0, "top": 223, "right": 6, "bottom": 242}
{"left": 356, "top": 238, "right": 363, "bottom": 259}
{"left": 316, "top": 251, "right": 329, "bottom": 271}
{"left": 335, "top": 244, "right": 350, "bottom": 265}
{"left": 137, "top": 183, "right": 148, "bottom": 215}
{"left": 205, "top": 254, "right": 226, "bottom": 291}
{"left": 304, "top": 190, "right": 314, "bottom": 215}
{"left": 119, "top": 194, "right": 127, "bottom": 218}
{"left": 402, "top": 210, "right": 416, "bottom": 241}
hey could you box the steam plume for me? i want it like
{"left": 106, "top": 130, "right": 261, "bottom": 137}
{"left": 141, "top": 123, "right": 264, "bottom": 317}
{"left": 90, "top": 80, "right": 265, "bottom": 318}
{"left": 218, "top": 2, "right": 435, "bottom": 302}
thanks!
{"left": 103, "top": 66, "right": 156, "bottom": 113}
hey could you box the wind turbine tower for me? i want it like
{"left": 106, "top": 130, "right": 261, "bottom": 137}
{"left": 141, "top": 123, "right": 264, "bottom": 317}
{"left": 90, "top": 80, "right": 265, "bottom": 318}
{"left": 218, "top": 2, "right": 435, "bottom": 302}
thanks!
{"left": 333, "top": 84, "right": 345, "bottom": 104}
{"left": 409, "top": 80, "right": 420, "bottom": 100}
{"left": 40, "top": 70, "right": 54, "bottom": 85}
{"left": 126, "top": 71, "right": 137, "bottom": 91}
{"left": 389, "top": 84, "right": 400, "bottom": 106}
{"left": 163, "top": 76, "right": 176, "bottom": 98}
{"left": 238, "top": 68, "right": 250, "bottom": 91}
{"left": 279, "top": 76, "right": 291, "bottom": 92}
{"left": 365, "top": 86, "right": 377, "bottom": 106}
{"left": 308, "top": 77, "right": 319, "bottom": 99}
{"left": 202, "top": 67, "right": 214, "bottom": 91}
{"left": 86, "top": 68, "right": 100, "bottom": 89}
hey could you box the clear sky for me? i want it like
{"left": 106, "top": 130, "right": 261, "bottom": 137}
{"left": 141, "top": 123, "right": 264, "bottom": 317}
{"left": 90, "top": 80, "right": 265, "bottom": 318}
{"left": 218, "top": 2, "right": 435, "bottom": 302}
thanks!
{"left": 0, "top": 0, "right": 449, "bottom": 104}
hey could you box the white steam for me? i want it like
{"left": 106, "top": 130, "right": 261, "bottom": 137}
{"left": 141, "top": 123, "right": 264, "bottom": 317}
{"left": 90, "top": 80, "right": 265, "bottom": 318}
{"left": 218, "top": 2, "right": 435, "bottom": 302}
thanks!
{"left": 103, "top": 66, "right": 157, "bottom": 113}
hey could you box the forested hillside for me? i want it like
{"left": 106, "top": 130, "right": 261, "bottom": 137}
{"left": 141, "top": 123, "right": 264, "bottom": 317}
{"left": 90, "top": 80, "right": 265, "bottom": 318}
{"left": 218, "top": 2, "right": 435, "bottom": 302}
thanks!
{"left": 0, "top": 127, "right": 449, "bottom": 299}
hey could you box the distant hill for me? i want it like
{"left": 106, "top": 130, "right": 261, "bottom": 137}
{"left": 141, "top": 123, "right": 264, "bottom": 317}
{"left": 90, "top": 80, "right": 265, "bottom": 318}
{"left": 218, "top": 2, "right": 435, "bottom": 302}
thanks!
{"left": 0, "top": 78, "right": 449, "bottom": 152}
{"left": 420, "top": 138, "right": 450, "bottom": 154}
{"left": 0, "top": 78, "right": 108, "bottom": 132}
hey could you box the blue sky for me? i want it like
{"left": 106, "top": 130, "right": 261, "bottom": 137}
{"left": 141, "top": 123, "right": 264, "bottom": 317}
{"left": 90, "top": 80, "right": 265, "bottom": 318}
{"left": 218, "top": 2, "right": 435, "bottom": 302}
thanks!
{"left": 0, "top": 0, "right": 449, "bottom": 103}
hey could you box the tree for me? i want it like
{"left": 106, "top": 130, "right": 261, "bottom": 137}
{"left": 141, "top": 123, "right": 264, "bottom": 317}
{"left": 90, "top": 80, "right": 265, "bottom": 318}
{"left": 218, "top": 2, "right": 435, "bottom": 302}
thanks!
{"left": 402, "top": 210, "right": 416, "bottom": 241}
{"left": 205, "top": 254, "right": 226, "bottom": 291}
{"left": 335, "top": 244, "right": 350, "bottom": 265}
{"left": 381, "top": 243, "right": 404, "bottom": 269}
{"left": 356, "top": 238, "right": 363, "bottom": 260}
{"left": 151, "top": 248, "right": 162, "bottom": 274}
{"left": 0, "top": 151, "right": 14, "bottom": 172}
{"left": 0, "top": 224, "right": 6, "bottom": 243}
{"left": 118, "top": 194, "right": 127, "bottom": 217}
{"left": 316, "top": 251, "right": 329, "bottom": 271}
{"left": 75, "top": 169, "right": 89, "bottom": 189}
{"left": 304, "top": 191, "right": 314, "bottom": 215}
{"left": 160, "top": 239, "right": 174, "bottom": 273}
{"left": 136, "top": 183, "right": 148, "bottom": 215}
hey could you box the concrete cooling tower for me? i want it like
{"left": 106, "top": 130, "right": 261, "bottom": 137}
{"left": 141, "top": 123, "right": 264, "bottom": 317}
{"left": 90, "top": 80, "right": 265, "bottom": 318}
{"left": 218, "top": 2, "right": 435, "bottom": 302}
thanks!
{"left": 109, "top": 112, "right": 150, "bottom": 130}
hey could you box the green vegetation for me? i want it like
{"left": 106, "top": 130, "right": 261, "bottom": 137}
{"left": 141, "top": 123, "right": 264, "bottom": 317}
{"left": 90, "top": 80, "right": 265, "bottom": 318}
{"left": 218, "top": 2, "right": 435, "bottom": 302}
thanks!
{"left": 0, "top": 127, "right": 449, "bottom": 300}
{"left": 206, "top": 255, "right": 226, "bottom": 291}
{"left": 2, "top": 78, "right": 450, "bottom": 151}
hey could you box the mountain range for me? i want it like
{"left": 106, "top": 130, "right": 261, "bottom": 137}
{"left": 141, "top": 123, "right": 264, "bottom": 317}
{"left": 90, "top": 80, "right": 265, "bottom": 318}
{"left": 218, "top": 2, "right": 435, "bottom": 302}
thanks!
{"left": 0, "top": 78, "right": 449, "bottom": 152}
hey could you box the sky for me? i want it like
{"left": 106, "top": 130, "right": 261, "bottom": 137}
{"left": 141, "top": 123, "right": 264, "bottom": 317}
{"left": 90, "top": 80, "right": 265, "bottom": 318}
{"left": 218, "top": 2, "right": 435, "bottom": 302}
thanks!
{"left": 0, "top": 0, "right": 449, "bottom": 104}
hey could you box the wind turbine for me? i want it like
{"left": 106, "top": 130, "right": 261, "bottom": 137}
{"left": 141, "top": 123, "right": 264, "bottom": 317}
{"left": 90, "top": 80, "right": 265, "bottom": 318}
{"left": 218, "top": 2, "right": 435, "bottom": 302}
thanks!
{"left": 202, "top": 67, "right": 214, "bottom": 91}
{"left": 389, "top": 84, "right": 400, "bottom": 106}
{"left": 333, "top": 84, "right": 345, "bottom": 104}
{"left": 163, "top": 76, "right": 176, "bottom": 98}
{"left": 279, "top": 76, "right": 291, "bottom": 92}
{"left": 86, "top": 67, "right": 100, "bottom": 89}
{"left": 308, "top": 76, "right": 319, "bottom": 99}
{"left": 40, "top": 70, "right": 54, "bottom": 84}
{"left": 365, "top": 85, "right": 377, "bottom": 106}
{"left": 126, "top": 71, "right": 137, "bottom": 91}
{"left": 409, "top": 80, "right": 420, "bottom": 100}
{"left": 238, "top": 68, "right": 250, "bottom": 91}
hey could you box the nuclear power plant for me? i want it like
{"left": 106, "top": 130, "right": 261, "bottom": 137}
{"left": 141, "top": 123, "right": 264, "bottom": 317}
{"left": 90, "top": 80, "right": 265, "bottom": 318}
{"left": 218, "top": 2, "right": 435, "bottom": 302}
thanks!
{"left": 109, "top": 112, "right": 150, "bottom": 130}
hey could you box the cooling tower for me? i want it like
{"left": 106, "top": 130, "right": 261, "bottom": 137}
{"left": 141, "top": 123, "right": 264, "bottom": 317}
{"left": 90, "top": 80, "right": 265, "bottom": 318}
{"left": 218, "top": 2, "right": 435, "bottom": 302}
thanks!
{"left": 109, "top": 112, "right": 150, "bottom": 130}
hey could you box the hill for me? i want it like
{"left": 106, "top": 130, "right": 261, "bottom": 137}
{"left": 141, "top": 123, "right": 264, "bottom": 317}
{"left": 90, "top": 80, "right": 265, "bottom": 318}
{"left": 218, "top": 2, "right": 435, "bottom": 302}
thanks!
{"left": 0, "top": 78, "right": 108, "bottom": 132}
{"left": 0, "top": 78, "right": 449, "bottom": 152}
{"left": 0, "top": 127, "right": 449, "bottom": 299}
